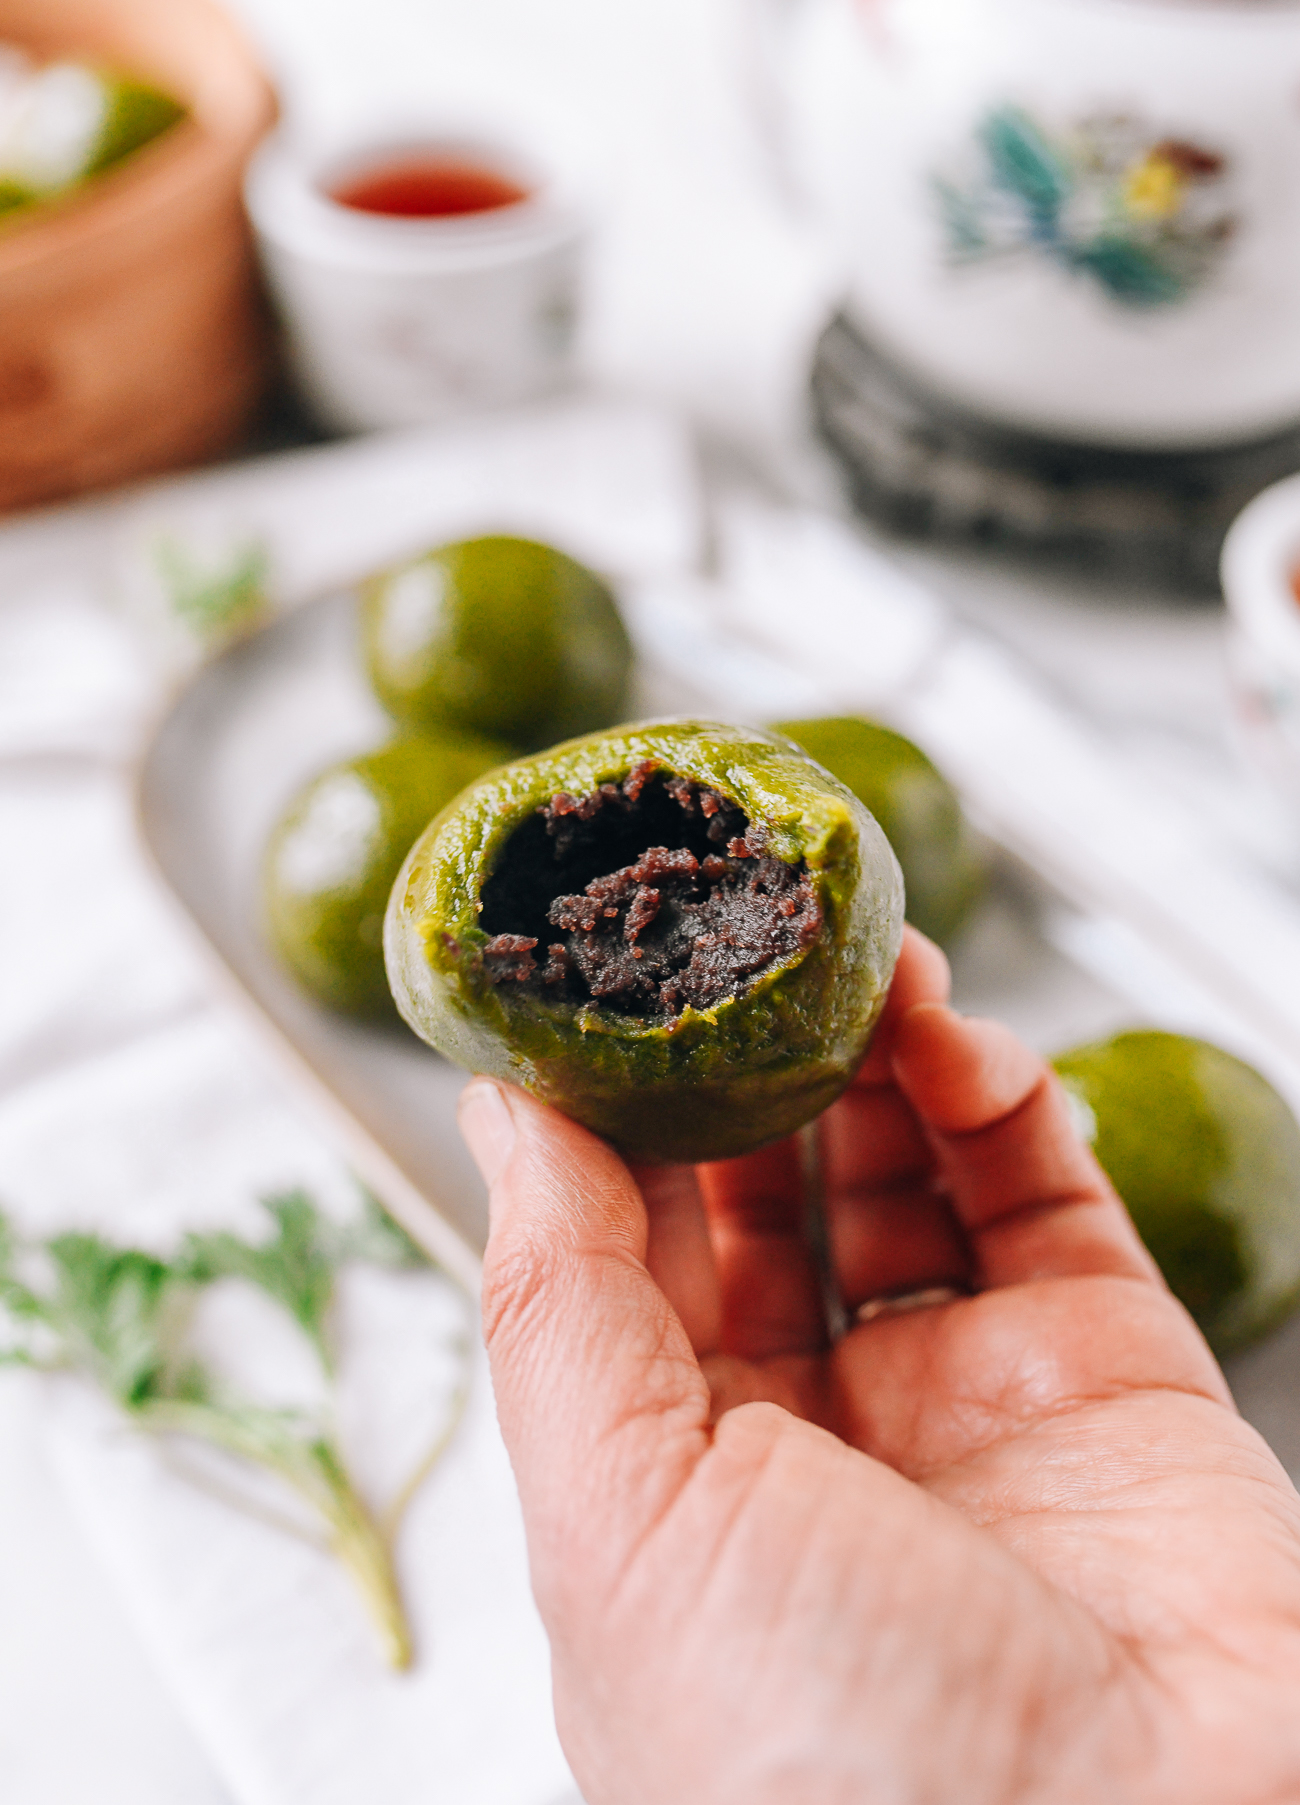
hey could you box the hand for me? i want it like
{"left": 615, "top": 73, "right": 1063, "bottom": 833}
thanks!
{"left": 459, "top": 928, "right": 1300, "bottom": 1805}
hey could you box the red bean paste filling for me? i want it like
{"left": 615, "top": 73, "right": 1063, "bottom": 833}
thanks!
{"left": 479, "top": 760, "right": 822, "bottom": 1018}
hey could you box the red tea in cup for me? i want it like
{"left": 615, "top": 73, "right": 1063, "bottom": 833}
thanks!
{"left": 329, "top": 155, "right": 530, "bottom": 219}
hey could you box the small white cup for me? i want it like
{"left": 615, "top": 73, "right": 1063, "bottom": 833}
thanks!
{"left": 245, "top": 124, "right": 588, "bottom": 432}
{"left": 1221, "top": 475, "right": 1300, "bottom": 807}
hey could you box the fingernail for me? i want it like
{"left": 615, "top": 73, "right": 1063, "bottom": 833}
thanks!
{"left": 459, "top": 1079, "right": 517, "bottom": 1192}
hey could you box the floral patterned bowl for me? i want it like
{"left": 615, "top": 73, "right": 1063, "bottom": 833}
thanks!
{"left": 764, "top": 0, "right": 1300, "bottom": 449}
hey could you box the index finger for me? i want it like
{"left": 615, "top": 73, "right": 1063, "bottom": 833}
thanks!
{"left": 821, "top": 925, "right": 953, "bottom": 1198}
{"left": 852, "top": 926, "right": 953, "bottom": 1089}
{"left": 692, "top": 928, "right": 953, "bottom": 1359}
{"left": 890, "top": 1002, "right": 1160, "bottom": 1289}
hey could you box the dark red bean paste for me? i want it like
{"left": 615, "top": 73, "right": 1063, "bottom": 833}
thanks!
{"left": 479, "top": 760, "right": 822, "bottom": 1017}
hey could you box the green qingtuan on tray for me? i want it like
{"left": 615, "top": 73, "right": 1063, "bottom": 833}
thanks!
{"left": 361, "top": 536, "right": 633, "bottom": 752}
{"left": 265, "top": 730, "right": 513, "bottom": 1019}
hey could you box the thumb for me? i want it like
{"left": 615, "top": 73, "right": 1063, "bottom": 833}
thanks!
{"left": 459, "top": 1079, "right": 711, "bottom": 1604}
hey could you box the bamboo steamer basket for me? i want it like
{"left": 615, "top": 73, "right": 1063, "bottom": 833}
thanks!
{"left": 0, "top": 0, "right": 276, "bottom": 511}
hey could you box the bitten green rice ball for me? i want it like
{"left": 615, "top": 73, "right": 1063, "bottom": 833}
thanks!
{"left": 386, "top": 718, "right": 904, "bottom": 1163}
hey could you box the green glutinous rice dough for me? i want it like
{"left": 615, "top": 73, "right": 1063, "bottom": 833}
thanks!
{"left": 385, "top": 719, "right": 904, "bottom": 1163}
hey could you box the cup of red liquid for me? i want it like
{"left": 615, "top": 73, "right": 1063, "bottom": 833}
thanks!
{"left": 245, "top": 128, "right": 588, "bottom": 430}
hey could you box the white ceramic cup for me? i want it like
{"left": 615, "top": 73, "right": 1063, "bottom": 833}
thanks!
{"left": 245, "top": 125, "right": 588, "bottom": 432}
{"left": 759, "top": 0, "right": 1300, "bottom": 450}
{"left": 1221, "top": 475, "right": 1300, "bottom": 807}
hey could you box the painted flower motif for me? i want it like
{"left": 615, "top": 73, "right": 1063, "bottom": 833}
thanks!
{"left": 1124, "top": 154, "right": 1184, "bottom": 221}
{"left": 933, "top": 105, "right": 1235, "bottom": 308}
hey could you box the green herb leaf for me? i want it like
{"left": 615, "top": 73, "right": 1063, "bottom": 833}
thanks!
{"left": 43, "top": 1235, "right": 177, "bottom": 1406}
{"left": 154, "top": 536, "right": 270, "bottom": 643}
{"left": 0, "top": 1190, "right": 463, "bottom": 1668}
{"left": 181, "top": 1191, "right": 339, "bottom": 1370}
{"left": 342, "top": 1193, "right": 432, "bottom": 1272}
{"left": 0, "top": 1210, "right": 44, "bottom": 1321}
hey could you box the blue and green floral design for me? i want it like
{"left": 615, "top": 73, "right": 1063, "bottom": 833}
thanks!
{"left": 933, "top": 105, "right": 1235, "bottom": 308}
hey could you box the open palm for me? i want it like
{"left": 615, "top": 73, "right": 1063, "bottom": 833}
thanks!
{"left": 463, "top": 929, "right": 1300, "bottom": 1805}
